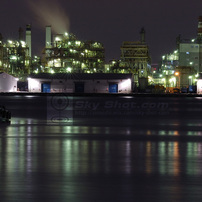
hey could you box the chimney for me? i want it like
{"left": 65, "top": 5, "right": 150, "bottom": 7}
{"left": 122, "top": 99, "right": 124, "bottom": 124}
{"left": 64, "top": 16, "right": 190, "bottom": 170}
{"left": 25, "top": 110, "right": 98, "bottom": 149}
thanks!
{"left": 18, "top": 27, "right": 24, "bottom": 41}
{"left": 198, "top": 16, "right": 202, "bottom": 36}
{"left": 0, "top": 33, "right": 3, "bottom": 43}
{"left": 140, "top": 27, "right": 145, "bottom": 43}
{"left": 46, "top": 25, "right": 52, "bottom": 48}
{"left": 26, "top": 24, "right": 32, "bottom": 57}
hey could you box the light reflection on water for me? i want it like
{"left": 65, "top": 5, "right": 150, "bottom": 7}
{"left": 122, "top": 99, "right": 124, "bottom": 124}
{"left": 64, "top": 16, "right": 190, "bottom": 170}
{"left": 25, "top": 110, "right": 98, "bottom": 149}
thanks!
{"left": 4, "top": 124, "right": 202, "bottom": 138}
{"left": 1, "top": 124, "right": 202, "bottom": 177}
{"left": 1, "top": 123, "right": 202, "bottom": 201}
{"left": 2, "top": 95, "right": 202, "bottom": 200}
{"left": 1, "top": 113, "right": 202, "bottom": 202}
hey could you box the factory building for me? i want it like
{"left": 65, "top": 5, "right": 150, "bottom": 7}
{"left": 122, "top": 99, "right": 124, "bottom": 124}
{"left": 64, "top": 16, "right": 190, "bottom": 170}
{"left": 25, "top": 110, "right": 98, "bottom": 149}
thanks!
{"left": 0, "top": 24, "right": 105, "bottom": 80}
{"left": 0, "top": 72, "right": 18, "bottom": 92}
{"left": 0, "top": 25, "right": 32, "bottom": 80}
{"left": 157, "top": 16, "right": 202, "bottom": 89}
{"left": 120, "top": 28, "right": 150, "bottom": 78}
{"left": 161, "top": 50, "right": 179, "bottom": 75}
{"left": 178, "top": 16, "right": 202, "bottom": 73}
{"left": 110, "top": 28, "right": 151, "bottom": 90}
{"left": 27, "top": 73, "right": 132, "bottom": 93}
{"left": 43, "top": 26, "right": 105, "bottom": 74}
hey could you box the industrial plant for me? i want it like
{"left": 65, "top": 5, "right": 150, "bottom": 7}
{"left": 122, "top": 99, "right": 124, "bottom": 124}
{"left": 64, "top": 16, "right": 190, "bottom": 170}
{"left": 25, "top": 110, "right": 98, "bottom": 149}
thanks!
{"left": 0, "top": 25, "right": 32, "bottom": 79}
{"left": 108, "top": 27, "right": 151, "bottom": 90}
{"left": 0, "top": 16, "right": 202, "bottom": 93}
{"left": 0, "top": 24, "right": 105, "bottom": 80}
{"left": 43, "top": 26, "right": 105, "bottom": 74}
{"left": 157, "top": 16, "right": 202, "bottom": 92}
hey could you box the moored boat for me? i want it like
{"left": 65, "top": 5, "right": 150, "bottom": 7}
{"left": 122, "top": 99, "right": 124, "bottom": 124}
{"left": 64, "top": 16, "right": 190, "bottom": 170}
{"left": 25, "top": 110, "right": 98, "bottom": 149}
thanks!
{"left": 0, "top": 105, "right": 11, "bottom": 124}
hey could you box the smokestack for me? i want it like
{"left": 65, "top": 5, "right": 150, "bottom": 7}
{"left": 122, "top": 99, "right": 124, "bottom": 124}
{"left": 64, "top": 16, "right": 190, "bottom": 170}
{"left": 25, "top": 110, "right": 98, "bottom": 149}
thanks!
{"left": 26, "top": 24, "right": 32, "bottom": 57}
{"left": 0, "top": 33, "right": 3, "bottom": 43}
{"left": 46, "top": 25, "right": 52, "bottom": 48}
{"left": 18, "top": 27, "right": 24, "bottom": 41}
{"left": 140, "top": 27, "right": 145, "bottom": 43}
{"left": 198, "top": 16, "right": 202, "bottom": 37}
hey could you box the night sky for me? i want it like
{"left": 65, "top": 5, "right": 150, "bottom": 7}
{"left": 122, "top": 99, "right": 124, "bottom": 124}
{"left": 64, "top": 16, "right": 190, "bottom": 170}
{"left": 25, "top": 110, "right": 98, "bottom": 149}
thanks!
{"left": 0, "top": 0, "right": 202, "bottom": 64}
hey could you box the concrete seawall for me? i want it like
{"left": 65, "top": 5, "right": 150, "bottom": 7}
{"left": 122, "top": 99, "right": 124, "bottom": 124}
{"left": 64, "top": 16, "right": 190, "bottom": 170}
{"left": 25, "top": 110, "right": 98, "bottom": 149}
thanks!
{"left": 1, "top": 93, "right": 202, "bottom": 128}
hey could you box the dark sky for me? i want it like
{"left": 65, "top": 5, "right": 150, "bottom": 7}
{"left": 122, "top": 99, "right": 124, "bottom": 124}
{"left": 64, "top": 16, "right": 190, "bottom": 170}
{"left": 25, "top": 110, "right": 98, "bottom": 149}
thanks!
{"left": 0, "top": 0, "right": 202, "bottom": 63}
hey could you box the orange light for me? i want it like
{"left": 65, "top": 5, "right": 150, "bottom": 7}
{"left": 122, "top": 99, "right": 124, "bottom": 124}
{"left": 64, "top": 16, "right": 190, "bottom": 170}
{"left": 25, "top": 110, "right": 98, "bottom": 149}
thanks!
{"left": 175, "top": 72, "right": 179, "bottom": 76}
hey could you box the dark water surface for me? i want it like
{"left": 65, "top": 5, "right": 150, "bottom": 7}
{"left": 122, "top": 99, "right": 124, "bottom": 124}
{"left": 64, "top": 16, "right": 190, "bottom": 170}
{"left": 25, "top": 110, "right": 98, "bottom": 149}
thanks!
{"left": 1, "top": 94, "right": 202, "bottom": 202}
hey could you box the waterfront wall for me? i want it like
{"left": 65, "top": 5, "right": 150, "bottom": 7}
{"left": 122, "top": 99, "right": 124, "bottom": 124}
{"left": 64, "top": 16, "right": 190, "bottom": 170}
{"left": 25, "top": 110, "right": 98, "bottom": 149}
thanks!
{"left": 0, "top": 94, "right": 202, "bottom": 127}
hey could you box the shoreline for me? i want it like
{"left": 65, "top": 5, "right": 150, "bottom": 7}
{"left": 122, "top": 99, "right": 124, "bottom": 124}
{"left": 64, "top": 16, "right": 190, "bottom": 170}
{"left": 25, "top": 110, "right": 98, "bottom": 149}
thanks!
{"left": 0, "top": 92, "right": 201, "bottom": 97}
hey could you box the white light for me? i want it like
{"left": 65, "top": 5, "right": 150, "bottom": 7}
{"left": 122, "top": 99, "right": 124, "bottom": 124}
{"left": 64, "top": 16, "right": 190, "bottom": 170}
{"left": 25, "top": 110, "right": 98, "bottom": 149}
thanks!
{"left": 28, "top": 79, "right": 40, "bottom": 92}
{"left": 10, "top": 56, "right": 17, "bottom": 60}
{"left": 55, "top": 37, "right": 61, "bottom": 41}
{"left": 169, "top": 78, "right": 175, "bottom": 82}
{"left": 121, "top": 78, "right": 131, "bottom": 89}
{"left": 67, "top": 67, "right": 71, "bottom": 72}
{"left": 20, "top": 41, "right": 26, "bottom": 47}
{"left": 75, "top": 41, "right": 81, "bottom": 45}
{"left": 197, "top": 79, "right": 202, "bottom": 94}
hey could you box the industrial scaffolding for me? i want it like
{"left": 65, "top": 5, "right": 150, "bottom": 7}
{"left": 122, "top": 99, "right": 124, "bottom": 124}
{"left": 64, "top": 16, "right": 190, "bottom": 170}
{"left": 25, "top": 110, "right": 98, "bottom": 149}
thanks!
{"left": 43, "top": 30, "right": 105, "bottom": 73}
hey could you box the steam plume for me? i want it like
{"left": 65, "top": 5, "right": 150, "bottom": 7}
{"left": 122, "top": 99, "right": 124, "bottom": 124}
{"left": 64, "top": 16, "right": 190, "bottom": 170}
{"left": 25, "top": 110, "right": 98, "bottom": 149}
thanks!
{"left": 27, "top": 0, "right": 70, "bottom": 34}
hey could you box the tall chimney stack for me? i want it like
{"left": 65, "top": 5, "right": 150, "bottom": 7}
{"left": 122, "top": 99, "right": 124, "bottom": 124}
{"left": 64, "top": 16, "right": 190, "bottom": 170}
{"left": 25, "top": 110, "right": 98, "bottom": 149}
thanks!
{"left": 140, "top": 27, "right": 145, "bottom": 43}
{"left": 26, "top": 24, "right": 32, "bottom": 57}
{"left": 46, "top": 25, "right": 52, "bottom": 48}
{"left": 198, "top": 16, "right": 202, "bottom": 36}
{"left": 0, "top": 33, "right": 3, "bottom": 43}
{"left": 18, "top": 27, "right": 23, "bottom": 41}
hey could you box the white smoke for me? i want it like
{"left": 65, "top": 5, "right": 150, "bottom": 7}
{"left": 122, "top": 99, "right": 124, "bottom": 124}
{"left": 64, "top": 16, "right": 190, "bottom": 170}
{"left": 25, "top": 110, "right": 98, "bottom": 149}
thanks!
{"left": 27, "top": 0, "right": 70, "bottom": 34}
